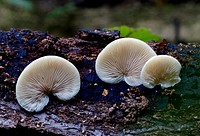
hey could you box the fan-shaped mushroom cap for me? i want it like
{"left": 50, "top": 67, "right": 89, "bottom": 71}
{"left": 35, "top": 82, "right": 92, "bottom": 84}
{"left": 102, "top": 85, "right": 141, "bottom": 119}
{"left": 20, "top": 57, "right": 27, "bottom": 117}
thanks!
{"left": 95, "top": 38, "right": 157, "bottom": 86}
{"left": 140, "top": 55, "right": 181, "bottom": 89}
{"left": 16, "top": 55, "right": 80, "bottom": 112}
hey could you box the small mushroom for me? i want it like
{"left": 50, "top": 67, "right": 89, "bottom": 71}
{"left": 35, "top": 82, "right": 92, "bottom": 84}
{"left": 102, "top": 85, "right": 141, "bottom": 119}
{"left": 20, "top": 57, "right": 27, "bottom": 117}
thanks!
{"left": 95, "top": 38, "right": 157, "bottom": 86}
{"left": 140, "top": 55, "right": 181, "bottom": 89}
{"left": 16, "top": 55, "right": 80, "bottom": 112}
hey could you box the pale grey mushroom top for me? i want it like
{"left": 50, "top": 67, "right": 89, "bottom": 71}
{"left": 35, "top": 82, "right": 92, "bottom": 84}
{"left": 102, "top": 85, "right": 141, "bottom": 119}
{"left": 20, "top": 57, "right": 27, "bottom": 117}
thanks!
{"left": 16, "top": 55, "right": 80, "bottom": 112}
{"left": 140, "top": 55, "right": 182, "bottom": 89}
{"left": 95, "top": 38, "right": 157, "bottom": 86}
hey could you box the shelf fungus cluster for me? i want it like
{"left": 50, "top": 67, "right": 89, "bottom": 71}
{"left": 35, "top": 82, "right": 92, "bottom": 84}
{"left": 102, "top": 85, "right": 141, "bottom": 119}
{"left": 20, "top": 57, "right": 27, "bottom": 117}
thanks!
{"left": 15, "top": 37, "right": 182, "bottom": 112}
{"left": 16, "top": 55, "right": 80, "bottom": 112}
{"left": 95, "top": 38, "right": 182, "bottom": 89}
{"left": 95, "top": 38, "right": 157, "bottom": 86}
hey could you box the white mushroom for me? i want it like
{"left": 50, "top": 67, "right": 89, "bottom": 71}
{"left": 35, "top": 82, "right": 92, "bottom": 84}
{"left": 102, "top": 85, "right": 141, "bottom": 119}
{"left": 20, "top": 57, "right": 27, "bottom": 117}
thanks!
{"left": 16, "top": 55, "right": 80, "bottom": 112}
{"left": 95, "top": 38, "right": 157, "bottom": 86}
{"left": 140, "top": 55, "right": 182, "bottom": 89}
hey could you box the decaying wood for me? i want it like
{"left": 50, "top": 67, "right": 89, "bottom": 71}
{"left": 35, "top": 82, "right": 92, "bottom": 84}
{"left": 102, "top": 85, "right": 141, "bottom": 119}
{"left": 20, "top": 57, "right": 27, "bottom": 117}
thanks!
{"left": 0, "top": 28, "right": 199, "bottom": 135}
{"left": 0, "top": 29, "right": 149, "bottom": 135}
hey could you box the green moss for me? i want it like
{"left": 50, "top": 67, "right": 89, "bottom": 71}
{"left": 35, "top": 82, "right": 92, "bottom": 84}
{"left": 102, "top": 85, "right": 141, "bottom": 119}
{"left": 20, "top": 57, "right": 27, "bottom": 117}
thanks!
{"left": 123, "top": 43, "right": 200, "bottom": 135}
{"left": 109, "top": 25, "right": 162, "bottom": 42}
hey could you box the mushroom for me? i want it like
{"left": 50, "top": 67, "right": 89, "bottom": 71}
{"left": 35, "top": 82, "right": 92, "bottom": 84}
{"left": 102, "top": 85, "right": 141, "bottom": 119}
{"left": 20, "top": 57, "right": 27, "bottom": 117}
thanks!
{"left": 140, "top": 55, "right": 181, "bottom": 89}
{"left": 16, "top": 55, "right": 80, "bottom": 112}
{"left": 95, "top": 38, "right": 157, "bottom": 86}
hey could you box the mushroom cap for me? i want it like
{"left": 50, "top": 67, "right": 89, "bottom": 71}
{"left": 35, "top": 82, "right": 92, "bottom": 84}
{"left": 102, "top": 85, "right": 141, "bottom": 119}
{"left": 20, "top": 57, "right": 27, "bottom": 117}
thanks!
{"left": 16, "top": 55, "right": 80, "bottom": 112}
{"left": 140, "top": 55, "right": 182, "bottom": 89}
{"left": 95, "top": 38, "right": 157, "bottom": 86}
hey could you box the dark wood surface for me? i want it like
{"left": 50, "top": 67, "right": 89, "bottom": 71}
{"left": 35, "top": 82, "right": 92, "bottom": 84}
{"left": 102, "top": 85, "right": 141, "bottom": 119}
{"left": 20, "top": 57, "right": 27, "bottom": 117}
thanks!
{"left": 0, "top": 29, "right": 150, "bottom": 135}
{"left": 0, "top": 28, "right": 198, "bottom": 135}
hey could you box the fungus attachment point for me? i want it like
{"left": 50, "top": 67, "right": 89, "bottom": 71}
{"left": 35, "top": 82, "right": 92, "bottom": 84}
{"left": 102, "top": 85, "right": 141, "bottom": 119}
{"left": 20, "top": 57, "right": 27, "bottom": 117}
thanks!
{"left": 16, "top": 55, "right": 80, "bottom": 112}
{"left": 95, "top": 38, "right": 157, "bottom": 86}
{"left": 140, "top": 55, "right": 182, "bottom": 89}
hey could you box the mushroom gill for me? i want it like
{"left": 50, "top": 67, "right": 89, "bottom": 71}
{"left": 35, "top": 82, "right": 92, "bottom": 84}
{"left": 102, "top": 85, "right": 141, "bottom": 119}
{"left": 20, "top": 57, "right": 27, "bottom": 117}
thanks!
{"left": 95, "top": 38, "right": 157, "bottom": 86}
{"left": 16, "top": 55, "right": 80, "bottom": 112}
{"left": 140, "top": 55, "right": 182, "bottom": 89}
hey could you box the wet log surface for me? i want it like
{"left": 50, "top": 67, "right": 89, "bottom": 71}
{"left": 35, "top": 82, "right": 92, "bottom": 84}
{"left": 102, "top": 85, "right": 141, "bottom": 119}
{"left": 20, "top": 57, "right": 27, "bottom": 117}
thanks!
{"left": 0, "top": 28, "right": 199, "bottom": 135}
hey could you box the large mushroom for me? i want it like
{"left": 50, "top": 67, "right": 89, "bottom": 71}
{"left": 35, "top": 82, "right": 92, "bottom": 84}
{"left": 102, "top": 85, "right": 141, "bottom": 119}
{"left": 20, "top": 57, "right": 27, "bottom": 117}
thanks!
{"left": 95, "top": 38, "right": 157, "bottom": 86}
{"left": 140, "top": 55, "right": 182, "bottom": 89}
{"left": 16, "top": 55, "right": 80, "bottom": 112}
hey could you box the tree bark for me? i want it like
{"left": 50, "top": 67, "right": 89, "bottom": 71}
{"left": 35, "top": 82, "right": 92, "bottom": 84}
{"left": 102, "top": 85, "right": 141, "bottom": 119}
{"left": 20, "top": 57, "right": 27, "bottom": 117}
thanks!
{"left": 0, "top": 28, "right": 149, "bottom": 135}
{"left": 0, "top": 28, "right": 199, "bottom": 135}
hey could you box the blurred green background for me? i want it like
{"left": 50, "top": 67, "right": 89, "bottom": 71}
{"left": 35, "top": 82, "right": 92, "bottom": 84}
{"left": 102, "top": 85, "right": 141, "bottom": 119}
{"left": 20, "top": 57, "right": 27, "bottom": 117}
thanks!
{"left": 1, "top": 0, "right": 200, "bottom": 43}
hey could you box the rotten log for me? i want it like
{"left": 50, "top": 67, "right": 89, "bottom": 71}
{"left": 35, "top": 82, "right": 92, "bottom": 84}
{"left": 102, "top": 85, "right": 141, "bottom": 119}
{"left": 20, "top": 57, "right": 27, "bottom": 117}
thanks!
{"left": 0, "top": 28, "right": 199, "bottom": 135}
